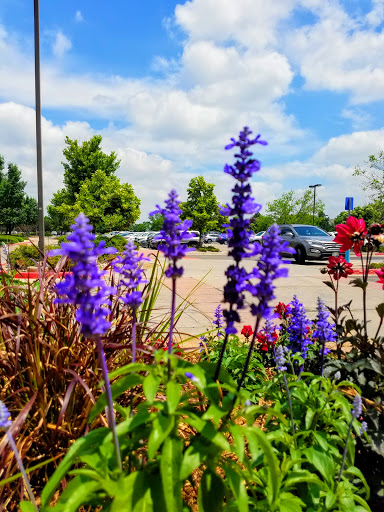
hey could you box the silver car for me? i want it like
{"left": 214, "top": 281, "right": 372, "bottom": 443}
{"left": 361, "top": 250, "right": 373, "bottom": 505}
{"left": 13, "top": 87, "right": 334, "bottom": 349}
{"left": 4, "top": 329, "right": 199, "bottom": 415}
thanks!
{"left": 278, "top": 224, "right": 343, "bottom": 264}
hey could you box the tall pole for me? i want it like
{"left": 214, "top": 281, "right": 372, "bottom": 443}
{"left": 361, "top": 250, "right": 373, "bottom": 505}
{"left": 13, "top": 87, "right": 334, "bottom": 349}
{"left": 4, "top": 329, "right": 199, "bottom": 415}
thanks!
{"left": 34, "top": 0, "right": 45, "bottom": 257}
{"left": 309, "top": 184, "right": 322, "bottom": 226}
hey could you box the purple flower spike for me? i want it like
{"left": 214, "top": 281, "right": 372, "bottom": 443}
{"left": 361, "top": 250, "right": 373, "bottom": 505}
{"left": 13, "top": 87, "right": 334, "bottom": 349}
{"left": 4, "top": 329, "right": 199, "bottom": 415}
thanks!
{"left": 286, "top": 295, "right": 312, "bottom": 360}
{"left": 248, "top": 224, "right": 294, "bottom": 320}
{"left": 0, "top": 401, "right": 11, "bottom": 429}
{"left": 275, "top": 345, "right": 287, "bottom": 372}
{"left": 113, "top": 241, "right": 149, "bottom": 308}
{"left": 150, "top": 189, "right": 195, "bottom": 279}
{"left": 52, "top": 213, "right": 117, "bottom": 337}
{"left": 352, "top": 394, "right": 363, "bottom": 419}
{"left": 313, "top": 298, "right": 336, "bottom": 344}
{"left": 185, "top": 371, "right": 199, "bottom": 383}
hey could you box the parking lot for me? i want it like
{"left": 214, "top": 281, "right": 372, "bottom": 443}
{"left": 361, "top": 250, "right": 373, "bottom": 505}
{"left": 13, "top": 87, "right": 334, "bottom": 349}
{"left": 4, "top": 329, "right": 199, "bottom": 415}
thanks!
{"left": 143, "top": 243, "right": 384, "bottom": 343}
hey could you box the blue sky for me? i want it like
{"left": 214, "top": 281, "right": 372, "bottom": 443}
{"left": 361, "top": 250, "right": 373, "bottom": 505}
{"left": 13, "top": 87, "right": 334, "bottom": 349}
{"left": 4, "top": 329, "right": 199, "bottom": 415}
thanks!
{"left": 1, "top": 0, "right": 384, "bottom": 220}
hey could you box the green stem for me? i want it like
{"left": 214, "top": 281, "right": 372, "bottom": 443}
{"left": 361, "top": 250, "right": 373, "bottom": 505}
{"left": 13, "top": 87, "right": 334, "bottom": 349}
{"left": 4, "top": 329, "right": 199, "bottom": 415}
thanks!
{"left": 338, "top": 417, "right": 353, "bottom": 483}
{"left": 95, "top": 336, "right": 122, "bottom": 471}
{"left": 282, "top": 372, "right": 297, "bottom": 449}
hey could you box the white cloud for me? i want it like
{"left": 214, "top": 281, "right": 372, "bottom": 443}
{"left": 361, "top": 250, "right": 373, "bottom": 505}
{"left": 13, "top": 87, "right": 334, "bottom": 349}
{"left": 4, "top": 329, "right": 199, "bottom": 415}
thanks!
{"left": 52, "top": 31, "right": 72, "bottom": 58}
{"left": 75, "top": 11, "right": 84, "bottom": 23}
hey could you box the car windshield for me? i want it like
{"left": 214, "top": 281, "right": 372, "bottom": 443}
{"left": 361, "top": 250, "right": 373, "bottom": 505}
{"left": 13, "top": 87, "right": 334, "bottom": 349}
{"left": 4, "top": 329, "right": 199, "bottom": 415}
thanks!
{"left": 294, "top": 226, "right": 329, "bottom": 237}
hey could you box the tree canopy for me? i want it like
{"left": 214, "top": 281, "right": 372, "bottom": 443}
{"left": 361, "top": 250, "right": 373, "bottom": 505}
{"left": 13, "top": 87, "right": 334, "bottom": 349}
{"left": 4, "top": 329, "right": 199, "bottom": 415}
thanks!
{"left": 0, "top": 156, "right": 38, "bottom": 234}
{"left": 180, "top": 176, "right": 223, "bottom": 242}
{"left": 353, "top": 153, "right": 384, "bottom": 221}
{"left": 62, "top": 135, "right": 120, "bottom": 203}
{"left": 53, "top": 170, "right": 140, "bottom": 233}
{"left": 265, "top": 190, "right": 325, "bottom": 225}
{"left": 48, "top": 136, "right": 140, "bottom": 231}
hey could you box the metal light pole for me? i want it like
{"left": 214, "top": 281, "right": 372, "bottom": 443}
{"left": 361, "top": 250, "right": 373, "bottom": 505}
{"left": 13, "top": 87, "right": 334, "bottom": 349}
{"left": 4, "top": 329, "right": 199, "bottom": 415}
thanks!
{"left": 34, "top": 0, "right": 45, "bottom": 257}
{"left": 309, "top": 184, "right": 322, "bottom": 226}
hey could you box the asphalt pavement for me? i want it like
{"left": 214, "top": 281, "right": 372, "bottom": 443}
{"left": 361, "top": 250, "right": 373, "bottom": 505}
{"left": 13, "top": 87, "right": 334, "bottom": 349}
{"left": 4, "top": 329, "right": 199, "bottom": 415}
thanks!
{"left": 139, "top": 244, "right": 384, "bottom": 344}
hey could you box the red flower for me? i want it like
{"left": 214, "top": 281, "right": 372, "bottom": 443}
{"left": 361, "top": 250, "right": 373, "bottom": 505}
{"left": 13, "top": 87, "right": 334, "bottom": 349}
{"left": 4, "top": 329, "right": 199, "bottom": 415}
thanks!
{"left": 334, "top": 216, "right": 367, "bottom": 256}
{"left": 274, "top": 302, "right": 291, "bottom": 319}
{"left": 327, "top": 255, "right": 353, "bottom": 280}
{"left": 241, "top": 325, "right": 254, "bottom": 338}
{"left": 376, "top": 267, "right": 384, "bottom": 289}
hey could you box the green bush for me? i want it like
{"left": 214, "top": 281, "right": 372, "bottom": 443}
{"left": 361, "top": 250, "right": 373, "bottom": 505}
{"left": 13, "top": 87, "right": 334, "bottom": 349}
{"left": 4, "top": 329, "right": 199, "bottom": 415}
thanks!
{"left": 9, "top": 244, "right": 60, "bottom": 270}
{"left": 95, "top": 234, "right": 129, "bottom": 252}
{"left": 197, "top": 245, "right": 220, "bottom": 252}
{"left": 0, "top": 235, "right": 26, "bottom": 243}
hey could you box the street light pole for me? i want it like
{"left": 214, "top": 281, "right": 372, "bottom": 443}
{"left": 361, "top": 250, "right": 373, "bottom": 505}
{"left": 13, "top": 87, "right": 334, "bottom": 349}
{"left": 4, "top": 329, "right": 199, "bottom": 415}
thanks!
{"left": 34, "top": 0, "right": 45, "bottom": 257}
{"left": 309, "top": 184, "right": 322, "bottom": 226}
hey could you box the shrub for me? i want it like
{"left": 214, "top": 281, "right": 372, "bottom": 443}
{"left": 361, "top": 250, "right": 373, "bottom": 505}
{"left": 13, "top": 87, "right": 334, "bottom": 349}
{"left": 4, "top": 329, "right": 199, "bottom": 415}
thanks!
{"left": 0, "top": 235, "right": 26, "bottom": 243}
{"left": 8, "top": 243, "right": 61, "bottom": 270}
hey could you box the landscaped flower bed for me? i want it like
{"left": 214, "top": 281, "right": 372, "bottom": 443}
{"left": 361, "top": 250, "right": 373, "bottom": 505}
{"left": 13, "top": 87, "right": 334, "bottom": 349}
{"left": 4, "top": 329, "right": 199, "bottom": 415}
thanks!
{"left": 0, "top": 127, "right": 383, "bottom": 511}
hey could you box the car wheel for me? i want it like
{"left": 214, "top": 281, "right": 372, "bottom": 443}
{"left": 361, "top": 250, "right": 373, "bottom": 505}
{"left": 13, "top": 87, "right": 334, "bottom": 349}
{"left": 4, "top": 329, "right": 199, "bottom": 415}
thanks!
{"left": 224, "top": 240, "right": 228, "bottom": 245}
{"left": 295, "top": 246, "right": 306, "bottom": 265}
{"left": 206, "top": 238, "right": 212, "bottom": 244}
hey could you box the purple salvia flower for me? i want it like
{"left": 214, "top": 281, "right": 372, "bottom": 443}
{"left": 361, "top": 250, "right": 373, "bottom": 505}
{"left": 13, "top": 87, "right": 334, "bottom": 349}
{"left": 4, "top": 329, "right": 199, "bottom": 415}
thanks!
{"left": 216, "top": 127, "right": 267, "bottom": 382}
{"left": 247, "top": 224, "right": 294, "bottom": 320}
{"left": 150, "top": 190, "right": 195, "bottom": 358}
{"left": 213, "top": 304, "right": 223, "bottom": 337}
{"left": 113, "top": 241, "right": 149, "bottom": 308}
{"left": 313, "top": 297, "right": 336, "bottom": 376}
{"left": 0, "top": 401, "right": 11, "bottom": 429}
{"left": 352, "top": 394, "right": 363, "bottom": 419}
{"left": 52, "top": 213, "right": 122, "bottom": 470}
{"left": 52, "top": 213, "right": 117, "bottom": 337}
{"left": 360, "top": 421, "right": 368, "bottom": 434}
{"left": 113, "top": 241, "right": 149, "bottom": 362}
{"left": 0, "top": 401, "right": 39, "bottom": 511}
{"left": 220, "top": 127, "right": 267, "bottom": 337}
{"left": 286, "top": 295, "right": 312, "bottom": 360}
{"left": 199, "top": 336, "right": 207, "bottom": 352}
{"left": 185, "top": 371, "right": 200, "bottom": 383}
{"left": 275, "top": 345, "right": 287, "bottom": 372}
{"left": 150, "top": 189, "right": 194, "bottom": 279}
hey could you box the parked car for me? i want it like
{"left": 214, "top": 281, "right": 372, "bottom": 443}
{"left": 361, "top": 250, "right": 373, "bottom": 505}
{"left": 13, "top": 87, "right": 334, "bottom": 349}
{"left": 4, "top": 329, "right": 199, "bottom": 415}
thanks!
{"left": 217, "top": 233, "right": 228, "bottom": 245}
{"left": 327, "top": 231, "right": 337, "bottom": 239}
{"left": 278, "top": 224, "right": 343, "bottom": 264}
{"left": 150, "top": 231, "right": 199, "bottom": 249}
{"left": 203, "top": 232, "right": 221, "bottom": 243}
{"left": 249, "top": 231, "right": 265, "bottom": 243}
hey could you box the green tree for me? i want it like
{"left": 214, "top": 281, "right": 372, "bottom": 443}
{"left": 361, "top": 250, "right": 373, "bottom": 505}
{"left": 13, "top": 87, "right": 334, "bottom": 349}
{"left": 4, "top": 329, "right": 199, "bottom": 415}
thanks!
{"left": 54, "top": 170, "right": 140, "bottom": 233}
{"left": 0, "top": 157, "right": 38, "bottom": 234}
{"left": 131, "top": 221, "right": 151, "bottom": 232}
{"left": 354, "top": 151, "right": 384, "bottom": 201}
{"left": 149, "top": 213, "right": 165, "bottom": 231}
{"left": 266, "top": 190, "right": 325, "bottom": 225}
{"left": 62, "top": 135, "right": 120, "bottom": 203}
{"left": 180, "top": 176, "right": 221, "bottom": 244}
{"left": 47, "top": 188, "right": 74, "bottom": 231}
{"left": 250, "top": 213, "right": 274, "bottom": 232}
{"left": 333, "top": 204, "right": 377, "bottom": 227}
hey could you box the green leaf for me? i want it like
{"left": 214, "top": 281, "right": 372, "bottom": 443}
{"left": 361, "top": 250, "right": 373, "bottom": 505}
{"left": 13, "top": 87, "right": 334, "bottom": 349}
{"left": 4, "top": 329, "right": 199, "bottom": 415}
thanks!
{"left": 49, "top": 473, "right": 101, "bottom": 511}
{"left": 160, "top": 437, "right": 183, "bottom": 512}
{"left": 350, "top": 278, "right": 368, "bottom": 290}
{"left": 111, "top": 471, "right": 153, "bottom": 512}
{"left": 229, "top": 423, "right": 245, "bottom": 463}
{"left": 19, "top": 503, "right": 37, "bottom": 512}
{"left": 343, "top": 466, "right": 370, "bottom": 499}
{"left": 185, "top": 414, "right": 230, "bottom": 452}
{"left": 41, "top": 428, "right": 109, "bottom": 508}
{"left": 89, "top": 373, "right": 143, "bottom": 422}
{"left": 246, "top": 428, "right": 280, "bottom": 506}
{"left": 305, "top": 408, "right": 315, "bottom": 430}
{"left": 304, "top": 447, "right": 335, "bottom": 486}
{"left": 278, "top": 492, "right": 306, "bottom": 512}
{"left": 143, "top": 373, "right": 161, "bottom": 403}
{"left": 166, "top": 381, "right": 181, "bottom": 414}
{"left": 376, "top": 302, "right": 384, "bottom": 319}
{"left": 198, "top": 470, "right": 225, "bottom": 512}
{"left": 325, "top": 490, "right": 337, "bottom": 509}
{"left": 148, "top": 413, "right": 175, "bottom": 459}
{"left": 224, "top": 464, "right": 249, "bottom": 512}
{"left": 323, "top": 280, "right": 336, "bottom": 291}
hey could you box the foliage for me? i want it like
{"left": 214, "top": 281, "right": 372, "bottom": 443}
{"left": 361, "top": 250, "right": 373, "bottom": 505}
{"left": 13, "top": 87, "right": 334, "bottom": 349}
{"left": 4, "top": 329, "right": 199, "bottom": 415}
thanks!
{"left": 0, "top": 156, "right": 38, "bottom": 234}
{"left": 62, "top": 135, "right": 120, "bottom": 203}
{"left": 250, "top": 213, "right": 274, "bottom": 232}
{"left": 197, "top": 245, "right": 220, "bottom": 252}
{"left": 334, "top": 204, "right": 377, "bottom": 227}
{"left": 53, "top": 170, "right": 141, "bottom": 232}
{"left": 0, "top": 235, "right": 26, "bottom": 243}
{"left": 149, "top": 213, "right": 165, "bottom": 231}
{"left": 180, "top": 176, "right": 224, "bottom": 243}
{"left": 265, "top": 189, "right": 325, "bottom": 225}
{"left": 130, "top": 221, "right": 151, "bottom": 232}
{"left": 200, "top": 332, "right": 266, "bottom": 392}
{"left": 8, "top": 243, "right": 61, "bottom": 270}
{"left": 95, "top": 234, "right": 129, "bottom": 253}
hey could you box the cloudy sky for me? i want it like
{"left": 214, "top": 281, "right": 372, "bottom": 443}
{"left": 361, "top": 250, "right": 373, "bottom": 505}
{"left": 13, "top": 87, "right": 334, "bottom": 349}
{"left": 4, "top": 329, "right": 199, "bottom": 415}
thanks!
{"left": 1, "top": 0, "right": 384, "bottom": 221}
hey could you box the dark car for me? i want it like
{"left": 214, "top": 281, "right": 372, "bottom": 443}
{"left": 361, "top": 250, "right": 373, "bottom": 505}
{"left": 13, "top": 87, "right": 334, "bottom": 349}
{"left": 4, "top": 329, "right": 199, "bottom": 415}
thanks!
{"left": 278, "top": 224, "right": 343, "bottom": 264}
{"left": 217, "top": 233, "right": 228, "bottom": 245}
